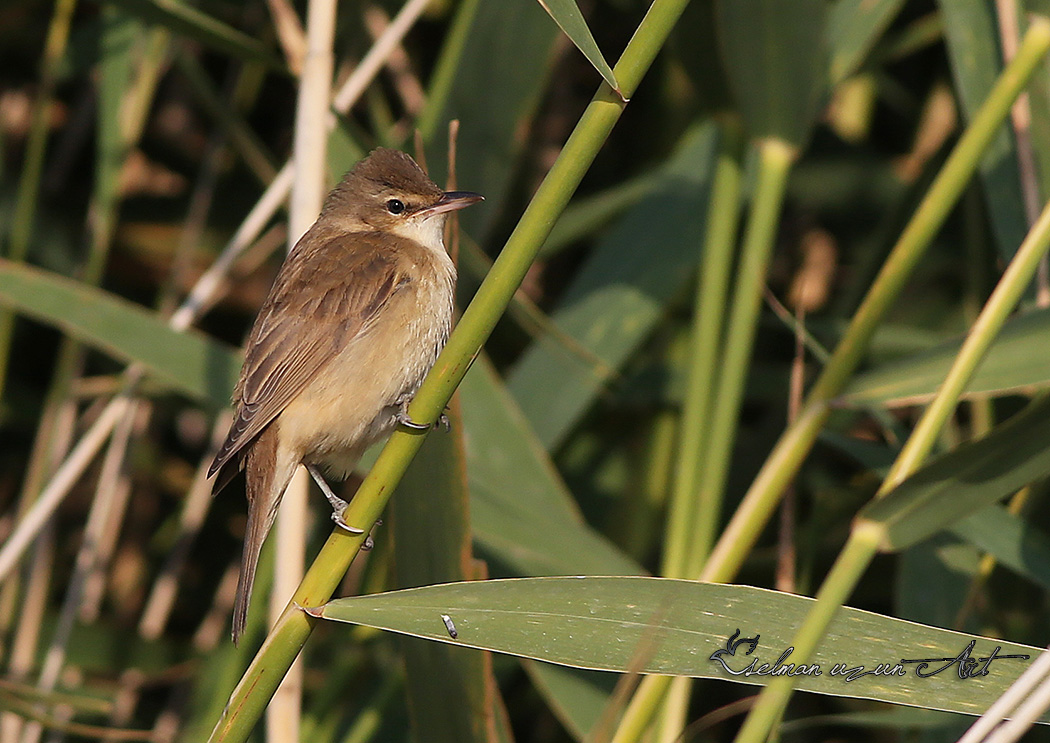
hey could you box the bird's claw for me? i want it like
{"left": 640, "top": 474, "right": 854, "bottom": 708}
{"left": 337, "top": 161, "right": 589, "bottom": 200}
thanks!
{"left": 395, "top": 409, "right": 431, "bottom": 431}
{"left": 331, "top": 510, "right": 365, "bottom": 534}
{"left": 395, "top": 405, "right": 451, "bottom": 432}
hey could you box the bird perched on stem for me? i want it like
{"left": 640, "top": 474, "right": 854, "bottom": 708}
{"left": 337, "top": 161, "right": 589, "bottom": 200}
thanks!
{"left": 208, "top": 148, "right": 482, "bottom": 643}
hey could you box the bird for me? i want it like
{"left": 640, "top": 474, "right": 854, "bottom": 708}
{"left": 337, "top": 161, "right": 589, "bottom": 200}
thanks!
{"left": 208, "top": 147, "right": 482, "bottom": 642}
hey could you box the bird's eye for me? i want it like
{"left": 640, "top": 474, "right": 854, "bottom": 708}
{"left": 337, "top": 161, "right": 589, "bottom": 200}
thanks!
{"left": 386, "top": 199, "right": 406, "bottom": 215}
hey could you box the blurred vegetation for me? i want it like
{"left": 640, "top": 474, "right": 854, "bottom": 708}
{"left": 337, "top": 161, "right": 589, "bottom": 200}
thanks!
{"left": 2, "top": 0, "right": 1050, "bottom": 741}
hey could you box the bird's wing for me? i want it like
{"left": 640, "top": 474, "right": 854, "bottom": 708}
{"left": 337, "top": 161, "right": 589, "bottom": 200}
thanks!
{"left": 208, "top": 233, "right": 409, "bottom": 479}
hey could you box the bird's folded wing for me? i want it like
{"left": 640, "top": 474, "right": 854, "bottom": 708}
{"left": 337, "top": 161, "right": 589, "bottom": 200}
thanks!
{"left": 209, "top": 234, "right": 408, "bottom": 477}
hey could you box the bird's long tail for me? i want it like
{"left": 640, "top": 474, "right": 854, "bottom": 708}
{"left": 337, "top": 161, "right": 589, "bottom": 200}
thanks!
{"left": 232, "top": 503, "right": 266, "bottom": 644}
{"left": 232, "top": 423, "right": 294, "bottom": 644}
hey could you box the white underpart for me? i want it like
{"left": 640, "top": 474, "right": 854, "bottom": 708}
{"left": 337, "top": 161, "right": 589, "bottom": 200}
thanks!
{"left": 390, "top": 212, "right": 448, "bottom": 254}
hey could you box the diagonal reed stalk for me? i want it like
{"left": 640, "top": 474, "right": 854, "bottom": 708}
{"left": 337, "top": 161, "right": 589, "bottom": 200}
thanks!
{"left": 206, "top": 1, "right": 694, "bottom": 739}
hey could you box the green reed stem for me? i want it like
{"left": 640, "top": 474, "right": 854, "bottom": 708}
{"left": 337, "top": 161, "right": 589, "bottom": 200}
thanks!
{"left": 660, "top": 116, "right": 743, "bottom": 579}
{"left": 685, "top": 137, "right": 796, "bottom": 579}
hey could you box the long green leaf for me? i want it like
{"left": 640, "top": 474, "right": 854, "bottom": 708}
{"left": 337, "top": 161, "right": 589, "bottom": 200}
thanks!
{"left": 507, "top": 123, "right": 718, "bottom": 450}
{"left": 421, "top": 0, "right": 560, "bottom": 239}
{"left": 717, "top": 0, "right": 829, "bottom": 147}
{"left": 0, "top": 259, "right": 240, "bottom": 407}
{"left": 939, "top": 0, "right": 1028, "bottom": 260}
{"left": 310, "top": 576, "right": 1045, "bottom": 721}
{"left": 394, "top": 399, "right": 506, "bottom": 743}
{"left": 521, "top": 662, "right": 614, "bottom": 740}
{"left": 950, "top": 504, "right": 1050, "bottom": 592}
{"left": 111, "top": 0, "right": 284, "bottom": 71}
{"left": 461, "top": 355, "right": 643, "bottom": 577}
{"left": 859, "top": 395, "right": 1050, "bottom": 551}
{"left": 536, "top": 0, "right": 620, "bottom": 95}
{"left": 539, "top": 173, "right": 659, "bottom": 259}
{"left": 839, "top": 308, "right": 1050, "bottom": 406}
{"left": 828, "top": 0, "right": 908, "bottom": 84}
{"left": 673, "top": 1, "right": 732, "bottom": 115}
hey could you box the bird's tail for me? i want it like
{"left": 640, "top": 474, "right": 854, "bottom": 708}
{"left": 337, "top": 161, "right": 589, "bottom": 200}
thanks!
{"left": 232, "top": 503, "right": 266, "bottom": 644}
{"left": 232, "top": 423, "right": 295, "bottom": 644}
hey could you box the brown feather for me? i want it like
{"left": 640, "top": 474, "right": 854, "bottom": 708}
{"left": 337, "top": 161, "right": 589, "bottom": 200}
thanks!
{"left": 231, "top": 421, "right": 286, "bottom": 643}
{"left": 208, "top": 231, "right": 407, "bottom": 480}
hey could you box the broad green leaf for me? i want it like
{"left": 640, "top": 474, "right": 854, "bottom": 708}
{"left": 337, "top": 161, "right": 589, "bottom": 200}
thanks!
{"left": 536, "top": 0, "right": 619, "bottom": 95}
{"left": 396, "top": 405, "right": 474, "bottom": 591}
{"left": 111, "top": 0, "right": 284, "bottom": 71}
{"left": 717, "top": 0, "right": 829, "bottom": 148}
{"left": 673, "top": 1, "right": 733, "bottom": 115}
{"left": 460, "top": 356, "right": 642, "bottom": 577}
{"left": 394, "top": 398, "right": 506, "bottom": 743}
{"left": 0, "top": 259, "right": 240, "bottom": 408}
{"left": 781, "top": 708, "right": 967, "bottom": 733}
{"left": 507, "top": 123, "right": 718, "bottom": 450}
{"left": 310, "top": 576, "right": 1045, "bottom": 720}
{"left": 828, "top": 0, "right": 908, "bottom": 84}
{"left": 421, "top": 0, "right": 559, "bottom": 239}
{"left": 950, "top": 504, "right": 1050, "bottom": 592}
{"left": 839, "top": 308, "right": 1050, "bottom": 407}
{"left": 859, "top": 395, "right": 1050, "bottom": 551}
{"left": 423, "top": 357, "right": 641, "bottom": 740}
{"left": 539, "top": 173, "right": 659, "bottom": 259}
{"left": 521, "top": 662, "right": 615, "bottom": 740}
{"left": 939, "top": 0, "right": 1027, "bottom": 260}
{"left": 896, "top": 537, "right": 981, "bottom": 633}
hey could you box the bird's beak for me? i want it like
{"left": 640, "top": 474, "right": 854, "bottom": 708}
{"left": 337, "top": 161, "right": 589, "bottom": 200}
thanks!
{"left": 415, "top": 191, "right": 484, "bottom": 218}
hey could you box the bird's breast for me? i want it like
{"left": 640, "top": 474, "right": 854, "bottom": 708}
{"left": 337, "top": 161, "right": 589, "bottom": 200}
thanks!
{"left": 279, "top": 258, "right": 454, "bottom": 478}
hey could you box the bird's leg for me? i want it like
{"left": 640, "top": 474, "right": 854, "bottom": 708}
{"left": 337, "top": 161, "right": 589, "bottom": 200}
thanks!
{"left": 395, "top": 397, "right": 450, "bottom": 431}
{"left": 305, "top": 464, "right": 364, "bottom": 534}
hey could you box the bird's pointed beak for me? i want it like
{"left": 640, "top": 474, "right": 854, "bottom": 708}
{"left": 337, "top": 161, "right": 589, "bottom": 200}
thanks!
{"left": 415, "top": 191, "right": 484, "bottom": 218}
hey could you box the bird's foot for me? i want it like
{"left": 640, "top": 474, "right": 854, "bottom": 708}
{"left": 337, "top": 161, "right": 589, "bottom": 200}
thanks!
{"left": 395, "top": 400, "right": 451, "bottom": 432}
{"left": 329, "top": 509, "right": 366, "bottom": 534}
{"left": 307, "top": 464, "right": 365, "bottom": 534}
{"left": 395, "top": 409, "right": 430, "bottom": 431}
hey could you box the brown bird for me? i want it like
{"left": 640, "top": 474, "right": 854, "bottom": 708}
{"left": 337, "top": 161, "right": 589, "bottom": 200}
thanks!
{"left": 208, "top": 148, "right": 482, "bottom": 642}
